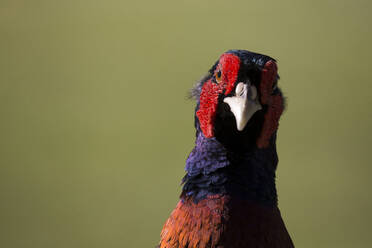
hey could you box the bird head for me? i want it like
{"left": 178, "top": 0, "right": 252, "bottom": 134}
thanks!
{"left": 191, "top": 50, "right": 285, "bottom": 149}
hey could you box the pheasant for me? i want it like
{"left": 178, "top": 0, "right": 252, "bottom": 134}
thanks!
{"left": 158, "top": 50, "right": 294, "bottom": 248}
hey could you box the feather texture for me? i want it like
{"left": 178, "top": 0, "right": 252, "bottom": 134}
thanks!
{"left": 158, "top": 50, "right": 293, "bottom": 248}
{"left": 159, "top": 195, "right": 294, "bottom": 248}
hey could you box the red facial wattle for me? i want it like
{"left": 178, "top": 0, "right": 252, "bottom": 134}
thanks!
{"left": 257, "top": 60, "right": 284, "bottom": 148}
{"left": 196, "top": 53, "right": 240, "bottom": 138}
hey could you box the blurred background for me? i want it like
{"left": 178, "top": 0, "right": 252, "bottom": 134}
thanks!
{"left": 1, "top": 0, "right": 371, "bottom": 247}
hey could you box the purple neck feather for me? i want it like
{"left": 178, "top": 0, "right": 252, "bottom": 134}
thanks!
{"left": 185, "top": 132, "right": 230, "bottom": 176}
{"left": 182, "top": 130, "right": 279, "bottom": 205}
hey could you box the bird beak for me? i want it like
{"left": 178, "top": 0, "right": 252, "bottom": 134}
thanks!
{"left": 223, "top": 82, "right": 262, "bottom": 131}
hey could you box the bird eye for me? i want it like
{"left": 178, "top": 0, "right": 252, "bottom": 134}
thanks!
{"left": 215, "top": 70, "right": 222, "bottom": 84}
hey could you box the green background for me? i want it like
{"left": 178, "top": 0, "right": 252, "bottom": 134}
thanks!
{"left": 1, "top": 0, "right": 371, "bottom": 247}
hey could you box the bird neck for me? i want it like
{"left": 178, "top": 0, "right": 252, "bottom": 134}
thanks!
{"left": 182, "top": 131, "right": 278, "bottom": 206}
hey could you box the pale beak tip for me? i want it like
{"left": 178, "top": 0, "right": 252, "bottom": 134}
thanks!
{"left": 223, "top": 82, "right": 262, "bottom": 132}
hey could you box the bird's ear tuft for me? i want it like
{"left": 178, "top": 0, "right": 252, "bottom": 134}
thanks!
{"left": 188, "top": 72, "right": 212, "bottom": 100}
{"left": 188, "top": 60, "right": 219, "bottom": 100}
